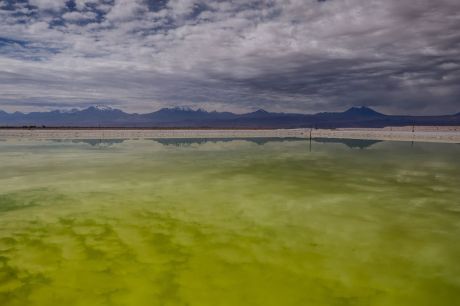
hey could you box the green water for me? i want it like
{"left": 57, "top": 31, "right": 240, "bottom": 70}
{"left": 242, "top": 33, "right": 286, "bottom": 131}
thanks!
{"left": 0, "top": 138, "right": 459, "bottom": 306}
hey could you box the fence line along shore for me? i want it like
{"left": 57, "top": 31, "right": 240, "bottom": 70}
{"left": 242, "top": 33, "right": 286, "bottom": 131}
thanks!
{"left": 0, "top": 126, "right": 459, "bottom": 143}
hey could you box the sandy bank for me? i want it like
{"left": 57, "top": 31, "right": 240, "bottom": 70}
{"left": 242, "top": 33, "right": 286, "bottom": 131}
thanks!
{"left": 0, "top": 126, "right": 459, "bottom": 143}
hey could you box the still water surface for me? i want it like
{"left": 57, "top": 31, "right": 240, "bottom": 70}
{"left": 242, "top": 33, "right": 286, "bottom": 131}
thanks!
{"left": 0, "top": 138, "right": 459, "bottom": 306}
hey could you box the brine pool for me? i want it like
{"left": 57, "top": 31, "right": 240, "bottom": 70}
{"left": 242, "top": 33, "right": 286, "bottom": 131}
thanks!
{"left": 0, "top": 138, "right": 459, "bottom": 306}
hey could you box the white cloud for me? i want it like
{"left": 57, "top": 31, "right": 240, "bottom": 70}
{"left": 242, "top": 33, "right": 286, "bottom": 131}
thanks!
{"left": 63, "top": 11, "right": 97, "bottom": 21}
{"left": 27, "top": 21, "right": 49, "bottom": 34}
{"left": 105, "top": 0, "right": 146, "bottom": 21}
{"left": 167, "top": 0, "right": 202, "bottom": 17}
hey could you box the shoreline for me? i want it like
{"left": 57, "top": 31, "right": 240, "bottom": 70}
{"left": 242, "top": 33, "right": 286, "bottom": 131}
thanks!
{"left": 0, "top": 126, "right": 459, "bottom": 143}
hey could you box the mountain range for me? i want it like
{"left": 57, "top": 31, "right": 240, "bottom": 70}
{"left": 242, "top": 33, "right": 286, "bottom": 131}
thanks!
{"left": 0, "top": 106, "right": 459, "bottom": 128}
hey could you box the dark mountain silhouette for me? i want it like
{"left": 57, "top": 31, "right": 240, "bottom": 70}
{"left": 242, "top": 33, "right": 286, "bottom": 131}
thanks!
{"left": 75, "top": 139, "right": 125, "bottom": 146}
{"left": 153, "top": 137, "right": 304, "bottom": 146}
{"left": 241, "top": 109, "right": 276, "bottom": 118}
{"left": 342, "top": 106, "right": 385, "bottom": 117}
{"left": 313, "top": 138, "right": 383, "bottom": 149}
{"left": 0, "top": 105, "right": 459, "bottom": 128}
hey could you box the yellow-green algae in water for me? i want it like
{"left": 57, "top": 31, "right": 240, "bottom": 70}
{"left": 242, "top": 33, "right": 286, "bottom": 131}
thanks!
{"left": 0, "top": 138, "right": 459, "bottom": 306}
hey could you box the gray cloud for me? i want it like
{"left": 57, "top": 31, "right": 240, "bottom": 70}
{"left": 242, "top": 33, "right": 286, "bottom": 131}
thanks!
{"left": 0, "top": 0, "right": 459, "bottom": 114}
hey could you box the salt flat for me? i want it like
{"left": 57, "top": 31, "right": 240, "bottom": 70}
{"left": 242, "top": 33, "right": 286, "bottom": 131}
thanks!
{"left": 0, "top": 126, "right": 459, "bottom": 143}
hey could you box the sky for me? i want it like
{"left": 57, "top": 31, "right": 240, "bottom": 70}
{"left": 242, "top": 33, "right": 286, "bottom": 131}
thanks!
{"left": 0, "top": 0, "right": 459, "bottom": 114}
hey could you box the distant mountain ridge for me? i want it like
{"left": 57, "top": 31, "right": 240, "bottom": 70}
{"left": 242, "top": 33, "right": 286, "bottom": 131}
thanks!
{"left": 0, "top": 106, "right": 459, "bottom": 128}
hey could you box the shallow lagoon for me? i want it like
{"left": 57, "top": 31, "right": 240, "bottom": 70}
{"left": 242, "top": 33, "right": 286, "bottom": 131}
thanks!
{"left": 0, "top": 138, "right": 459, "bottom": 306}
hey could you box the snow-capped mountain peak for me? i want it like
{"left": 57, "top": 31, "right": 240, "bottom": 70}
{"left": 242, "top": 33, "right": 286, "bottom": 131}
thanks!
{"left": 93, "top": 105, "right": 113, "bottom": 111}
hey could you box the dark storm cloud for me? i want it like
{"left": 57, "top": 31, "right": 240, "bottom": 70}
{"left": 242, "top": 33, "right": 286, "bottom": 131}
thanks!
{"left": 0, "top": 0, "right": 459, "bottom": 114}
